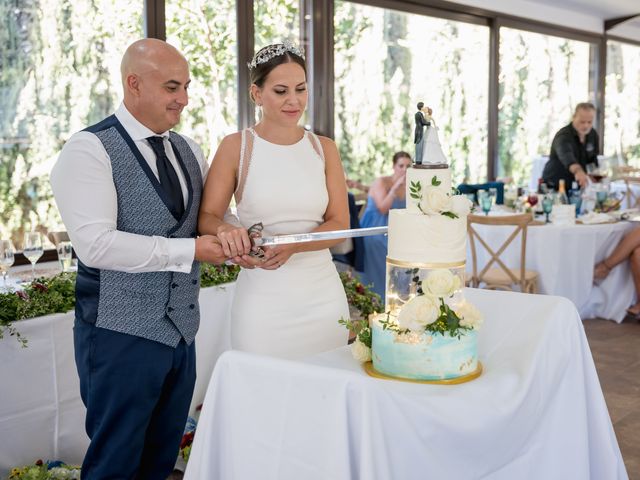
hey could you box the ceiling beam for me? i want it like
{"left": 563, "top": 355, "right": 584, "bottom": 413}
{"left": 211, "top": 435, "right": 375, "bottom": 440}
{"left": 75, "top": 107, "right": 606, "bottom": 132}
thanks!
{"left": 604, "top": 14, "right": 640, "bottom": 31}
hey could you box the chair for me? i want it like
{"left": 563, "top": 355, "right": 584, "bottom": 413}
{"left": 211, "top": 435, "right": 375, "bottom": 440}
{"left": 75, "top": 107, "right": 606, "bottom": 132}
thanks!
{"left": 621, "top": 175, "right": 640, "bottom": 209}
{"left": 457, "top": 182, "right": 505, "bottom": 205}
{"left": 47, "top": 231, "right": 70, "bottom": 247}
{"left": 467, "top": 213, "right": 539, "bottom": 294}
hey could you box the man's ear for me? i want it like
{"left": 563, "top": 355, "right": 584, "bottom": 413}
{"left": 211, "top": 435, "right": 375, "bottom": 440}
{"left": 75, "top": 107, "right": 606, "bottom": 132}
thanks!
{"left": 126, "top": 74, "right": 141, "bottom": 97}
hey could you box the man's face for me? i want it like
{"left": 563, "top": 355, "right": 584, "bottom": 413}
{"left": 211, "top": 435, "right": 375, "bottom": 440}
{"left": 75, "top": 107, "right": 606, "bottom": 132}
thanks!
{"left": 130, "top": 57, "right": 190, "bottom": 134}
{"left": 572, "top": 108, "right": 595, "bottom": 137}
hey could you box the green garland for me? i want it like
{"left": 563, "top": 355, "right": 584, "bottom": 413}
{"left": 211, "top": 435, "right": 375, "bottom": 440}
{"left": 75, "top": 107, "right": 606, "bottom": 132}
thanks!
{"left": 0, "top": 263, "right": 241, "bottom": 347}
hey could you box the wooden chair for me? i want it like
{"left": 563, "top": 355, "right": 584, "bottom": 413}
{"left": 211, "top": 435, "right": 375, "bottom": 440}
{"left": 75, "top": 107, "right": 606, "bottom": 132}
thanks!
{"left": 467, "top": 213, "right": 539, "bottom": 294}
{"left": 621, "top": 175, "right": 640, "bottom": 209}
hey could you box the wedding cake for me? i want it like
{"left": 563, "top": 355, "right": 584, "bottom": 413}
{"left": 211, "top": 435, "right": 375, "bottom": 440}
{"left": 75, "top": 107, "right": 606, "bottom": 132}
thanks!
{"left": 344, "top": 161, "right": 483, "bottom": 382}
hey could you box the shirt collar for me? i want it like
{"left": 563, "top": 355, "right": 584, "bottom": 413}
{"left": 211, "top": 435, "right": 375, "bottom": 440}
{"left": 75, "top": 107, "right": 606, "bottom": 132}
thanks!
{"left": 115, "top": 103, "right": 170, "bottom": 141}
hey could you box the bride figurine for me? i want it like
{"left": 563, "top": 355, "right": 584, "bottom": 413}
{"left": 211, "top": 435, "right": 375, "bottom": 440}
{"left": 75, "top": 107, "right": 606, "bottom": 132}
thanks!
{"left": 418, "top": 106, "right": 447, "bottom": 166}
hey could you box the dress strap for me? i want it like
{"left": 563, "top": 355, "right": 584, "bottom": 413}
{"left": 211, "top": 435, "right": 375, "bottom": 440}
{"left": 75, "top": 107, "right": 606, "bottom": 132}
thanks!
{"left": 306, "top": 131, "right": 325, "bottom": 163}
{"left": 235, "top": 128, "right": 255, "bottom": 205}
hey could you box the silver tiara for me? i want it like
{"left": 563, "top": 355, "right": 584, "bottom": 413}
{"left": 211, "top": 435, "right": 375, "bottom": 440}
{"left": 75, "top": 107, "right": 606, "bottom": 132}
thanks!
{"left": 247, "top": 41, "right": 305, "bottom": 69}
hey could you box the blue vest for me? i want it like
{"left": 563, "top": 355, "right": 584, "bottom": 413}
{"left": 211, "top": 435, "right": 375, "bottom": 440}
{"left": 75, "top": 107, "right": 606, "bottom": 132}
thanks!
{"left": 75, "top": 115, "right": 202, "bottom": 347}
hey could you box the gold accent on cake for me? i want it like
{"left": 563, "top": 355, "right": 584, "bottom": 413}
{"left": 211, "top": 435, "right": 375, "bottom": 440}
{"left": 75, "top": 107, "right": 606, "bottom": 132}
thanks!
{"left": 363, "top": 361, "right": 483, "bottom": 385}
{"left": 386, "top": 257, "right": 465, "bottom": 269}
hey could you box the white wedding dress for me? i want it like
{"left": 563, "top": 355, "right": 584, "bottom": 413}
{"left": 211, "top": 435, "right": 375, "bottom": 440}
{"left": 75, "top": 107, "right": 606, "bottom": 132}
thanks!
{"left": 230, "top": 128, "right": 349, "bottom": 360}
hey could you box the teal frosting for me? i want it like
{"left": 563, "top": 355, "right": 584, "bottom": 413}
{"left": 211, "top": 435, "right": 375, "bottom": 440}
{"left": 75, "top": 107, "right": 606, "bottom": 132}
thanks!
{"left": 372, "top": 323, "right": 477, "bottom": 380}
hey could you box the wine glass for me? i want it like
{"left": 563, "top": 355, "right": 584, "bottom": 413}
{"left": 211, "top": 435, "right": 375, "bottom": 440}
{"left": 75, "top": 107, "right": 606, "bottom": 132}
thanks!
{"left": 527, "top": 191, "right": 538, "bottom": 209}
{"left": 479, "top": 190, "right": 494, "bottom": 216}
{"left": 0, "top": 240, "right": 15, "bottom": 289}
{"left": 542, "top": 195, "right": 554, "bottom": 223}
{"left": 23, "top": 232, "right": 43, "bottom": 281}
{"left": 56, "top": 241, "right": 73, "bottom": 272}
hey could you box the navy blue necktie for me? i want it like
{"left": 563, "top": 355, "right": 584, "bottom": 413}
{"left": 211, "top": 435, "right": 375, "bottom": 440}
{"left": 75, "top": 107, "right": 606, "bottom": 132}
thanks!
{"left": 147, "top": 136, "right": 184, "bottom": 219}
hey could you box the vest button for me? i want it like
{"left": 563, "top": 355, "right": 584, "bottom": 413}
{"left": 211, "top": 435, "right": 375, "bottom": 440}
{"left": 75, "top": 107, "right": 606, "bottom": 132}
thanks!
{"left": 192, "top": 279, "right": 197, "bottom": 285}
{"left": 189, "top": 304, "right": 195, "bottom": 309}
{"left": 167, "top": 306, "right": 174, "bottom": 313}
{"left": 172, "top": 283, "right": 178, "bottom": 288}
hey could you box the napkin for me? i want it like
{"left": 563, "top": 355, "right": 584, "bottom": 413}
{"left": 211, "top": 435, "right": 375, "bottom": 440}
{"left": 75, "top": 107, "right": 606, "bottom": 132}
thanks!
{"left": 579, "top": 212, "right": 615, "bottom": 224}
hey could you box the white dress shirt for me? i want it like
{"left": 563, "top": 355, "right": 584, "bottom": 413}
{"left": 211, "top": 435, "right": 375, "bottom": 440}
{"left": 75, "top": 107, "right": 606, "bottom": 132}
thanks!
{"left": 50, "top": 103, "right": 208, "bottom": 273}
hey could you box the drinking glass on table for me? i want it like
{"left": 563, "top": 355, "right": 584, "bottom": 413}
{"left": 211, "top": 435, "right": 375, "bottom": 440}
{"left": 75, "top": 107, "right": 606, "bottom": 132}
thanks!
{"left": 527, "top": 191, "right": 538, "bottom": 209}
{"left": 56, "top": 241, "right": 73, "bottom": 272}
{"left": 479, "top": 190, "right": 494, "bottom": 216}
{"left": 542, "top": 194, "right": 554, "bottom": 223}
{"left": 0, "top": 240, "right": 15, "bottom": 288}
{"left": 23, "top": 232, "right": 43, "bottom": 281}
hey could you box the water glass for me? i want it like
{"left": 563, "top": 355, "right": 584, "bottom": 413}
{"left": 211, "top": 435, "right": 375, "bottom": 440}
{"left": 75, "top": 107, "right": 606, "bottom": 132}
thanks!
{"left": 0, "top": 240, "right": 15, "bottom": 288}
{"left": 23, "top": 232, "right": 43, "bottom": 281}
{"left": 569, "top": 191, "right": 582, "bottom": 215}
{"left": 479, "top": 190, "right": 494, "bottom": 215}
{"left": 542, "top": 195, "right": 554, "bottom": 223}
{"left": 57, "top": 241, "right": 73, "bottom": 272}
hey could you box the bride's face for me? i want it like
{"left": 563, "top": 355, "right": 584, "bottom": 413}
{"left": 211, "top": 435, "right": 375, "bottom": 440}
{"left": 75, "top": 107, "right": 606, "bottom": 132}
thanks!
{"left": 252, "top": 62, "right": 307, "bottom": 127}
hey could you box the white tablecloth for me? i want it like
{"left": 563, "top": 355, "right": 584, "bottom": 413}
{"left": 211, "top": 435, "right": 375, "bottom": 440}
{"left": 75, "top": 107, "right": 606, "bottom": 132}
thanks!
{"left": 185, "top": 289, "right": 627, "bottom": 480}
{"left": 468, "top": 220, "right": 636, "bottom": 322}
{"left": 0, "top": 283, "right": 234, "bottom": 476}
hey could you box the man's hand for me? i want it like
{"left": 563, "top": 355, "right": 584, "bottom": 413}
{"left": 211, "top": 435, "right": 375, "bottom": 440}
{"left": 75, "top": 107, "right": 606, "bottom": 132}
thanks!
{"left": 574, "top": 168, "right": 589, "bottom": 189}
{"left": 195, "top": 235, "right": 227, "bottom": 265}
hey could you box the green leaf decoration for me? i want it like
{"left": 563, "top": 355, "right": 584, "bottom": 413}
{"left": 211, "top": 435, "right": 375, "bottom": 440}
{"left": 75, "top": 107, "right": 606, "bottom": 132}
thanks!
{"left": 431, "top": 176, "right": 442, "bottom": 186}
{"left": 441, "top": 211, "right": 459, "bottom": 219}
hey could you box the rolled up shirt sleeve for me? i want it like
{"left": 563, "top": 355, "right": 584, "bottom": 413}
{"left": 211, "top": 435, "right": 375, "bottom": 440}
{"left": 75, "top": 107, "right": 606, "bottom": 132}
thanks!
{"left": 50, "top": 131, "right": 195, "bottom": 273}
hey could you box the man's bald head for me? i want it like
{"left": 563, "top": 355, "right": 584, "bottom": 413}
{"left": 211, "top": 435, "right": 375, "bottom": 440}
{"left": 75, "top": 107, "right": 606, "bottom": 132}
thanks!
{"left": 121, "top": 39, "right": 187, "bottom": 88}
{"left": 120, "top": 39, "right": 191, "bottom": 134}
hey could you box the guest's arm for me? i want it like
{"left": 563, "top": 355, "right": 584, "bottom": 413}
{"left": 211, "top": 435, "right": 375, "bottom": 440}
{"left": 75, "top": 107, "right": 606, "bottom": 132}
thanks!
{"left": 370, "top": 176, "right": 404, "bottom": 215}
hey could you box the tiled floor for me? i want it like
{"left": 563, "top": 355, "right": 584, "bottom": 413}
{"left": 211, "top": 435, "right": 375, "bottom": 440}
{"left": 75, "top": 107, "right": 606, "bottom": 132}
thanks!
{"left": 583, "top": 317, "right": 640, "bottom": 479}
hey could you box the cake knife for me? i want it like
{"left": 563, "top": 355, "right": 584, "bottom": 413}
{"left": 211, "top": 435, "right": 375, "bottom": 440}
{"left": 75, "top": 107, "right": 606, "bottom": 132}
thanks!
{"left": 252, "top": 226, "right": 388, "bottom": 247}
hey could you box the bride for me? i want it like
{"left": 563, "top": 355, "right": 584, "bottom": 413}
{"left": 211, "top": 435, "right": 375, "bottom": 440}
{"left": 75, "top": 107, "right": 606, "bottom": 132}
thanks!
{"left": 198, "top": 42, "right": 350, "bottom": 359}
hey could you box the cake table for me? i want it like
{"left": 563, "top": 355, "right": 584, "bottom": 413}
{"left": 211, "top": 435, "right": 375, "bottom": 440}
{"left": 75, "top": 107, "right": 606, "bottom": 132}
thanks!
{"left": 184, "top": 288, "right": 627, "bottom": 480}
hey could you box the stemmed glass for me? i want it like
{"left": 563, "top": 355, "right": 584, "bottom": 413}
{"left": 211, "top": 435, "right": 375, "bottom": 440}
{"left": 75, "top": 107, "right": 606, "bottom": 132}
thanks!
{"left": 542, "top": 195, "right": 554, "bottom": 223}
{"left": 596, "top": 190, "right": 608, "bottom": 212}
{"left": 0, "top": 240, "right": 15, "bottom": 289}
{"left": 527, "top": 191, "right": 539, "bottom": 210}
{"left": 23, "top": 232, "right": 43, "bottom": 281}
{"left": 479, "top": 190, "right": 494, "bottom": 216}
{"left": 57, "top": 241, "right": 73, "bottom": 272}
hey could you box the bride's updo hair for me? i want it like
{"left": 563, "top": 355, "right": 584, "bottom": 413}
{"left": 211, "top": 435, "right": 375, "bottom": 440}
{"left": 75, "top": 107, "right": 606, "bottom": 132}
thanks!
{"left": 248, "top": 42, "right": 306, "bottom": 102}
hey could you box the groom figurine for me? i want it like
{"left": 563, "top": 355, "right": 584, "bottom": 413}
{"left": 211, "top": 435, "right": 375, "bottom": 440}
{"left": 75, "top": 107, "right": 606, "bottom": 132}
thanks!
{"left": 50, "top": 39, "right": 226, "bottom": 479}
{"left": 414, "top": 102, "right": 431, "bottom": 165}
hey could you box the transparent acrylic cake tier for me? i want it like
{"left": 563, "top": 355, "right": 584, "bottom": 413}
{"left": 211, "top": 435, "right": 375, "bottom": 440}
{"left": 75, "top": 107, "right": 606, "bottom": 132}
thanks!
{"left": 385, "top": 262, "right": 466, "bottom": 310}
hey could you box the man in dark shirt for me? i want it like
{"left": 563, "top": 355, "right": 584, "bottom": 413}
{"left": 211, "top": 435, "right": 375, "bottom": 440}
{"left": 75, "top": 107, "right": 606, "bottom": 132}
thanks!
{"left": 542, "top": 102, "right": 599, "bottom": 190}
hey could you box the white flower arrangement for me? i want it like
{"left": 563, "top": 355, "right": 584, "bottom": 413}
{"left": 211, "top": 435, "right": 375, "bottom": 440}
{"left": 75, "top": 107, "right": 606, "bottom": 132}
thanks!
{"left": 409, "top": 175, "right": 472, "bottom": 219}
{"left": 423, "top": 269, "right": 462, "bottom": 297}
{"left": 455, "top": 300, "right": 484, "bottom": 329}
{"left": 351, "top": 337, "right": 372, "bottom": 362}
{"left": 397, "top": 294, "right": 439, "bottom": 332}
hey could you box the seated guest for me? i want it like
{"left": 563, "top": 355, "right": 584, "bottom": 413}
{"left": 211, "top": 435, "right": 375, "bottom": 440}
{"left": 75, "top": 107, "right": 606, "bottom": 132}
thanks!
{"left": 359, "top": 151, "right": 411, "bottom": 299}
{"left": 543, "top": 102, "right": 599, "bottom": 190}
{"left": 594, "top": 227, "right": 640, "bottom": 318}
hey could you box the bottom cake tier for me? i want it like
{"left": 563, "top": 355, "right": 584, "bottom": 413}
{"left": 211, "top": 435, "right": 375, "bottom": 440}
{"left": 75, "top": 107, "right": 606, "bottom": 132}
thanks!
{"left": 371, "top": 321, "right": 478, "bottom": 381}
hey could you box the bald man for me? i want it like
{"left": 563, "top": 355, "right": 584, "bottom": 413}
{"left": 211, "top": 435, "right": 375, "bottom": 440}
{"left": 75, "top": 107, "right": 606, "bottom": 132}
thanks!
{"left": 50, "top": 39, "right": 225, "bottom": 479}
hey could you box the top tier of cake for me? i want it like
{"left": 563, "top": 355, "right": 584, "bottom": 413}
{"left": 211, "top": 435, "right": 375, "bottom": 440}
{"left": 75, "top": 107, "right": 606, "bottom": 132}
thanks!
{"left": 387, "top": 165, "right": 469, "bottom": 265}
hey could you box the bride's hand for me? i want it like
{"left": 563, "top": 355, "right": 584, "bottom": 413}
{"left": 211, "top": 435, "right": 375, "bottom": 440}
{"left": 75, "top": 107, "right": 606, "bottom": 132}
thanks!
{"left": 216, "top": 224, "right": 252, "bottom": 258}
{"left": 260, "top": 245, "right": 297, "bottom": 270}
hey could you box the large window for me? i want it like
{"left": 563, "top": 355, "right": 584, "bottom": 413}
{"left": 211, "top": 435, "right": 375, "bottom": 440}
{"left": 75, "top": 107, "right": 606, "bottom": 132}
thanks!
{"left": 0, "top": 0, "right": 142, "bottom": 246}
{"left": 334, "top": 2, "right": 489, "bottom": 185}
{"left": 253, "top": 0, "right": 302, "bottom": 125}
{"left": 166, "top": 0, "right": 238, "bottom": 160}
{"left": 604, "top": 40, "right": 640, "bottom": 164}
{"left": 498, "top": 27, "right": 592, "bottom": 185}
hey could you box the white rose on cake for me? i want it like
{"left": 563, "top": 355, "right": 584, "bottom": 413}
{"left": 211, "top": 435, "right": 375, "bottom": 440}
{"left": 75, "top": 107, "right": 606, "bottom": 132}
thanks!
{"left": 424, "top": 269, "right": 462, "bottom": 298}
{"left": 351, "top": 337, "right": 372, "bottom": 362}
{"left": 421, "top": 188, "right": 452, "bottom": 215}
{"left": 450, "top": 195, "right": 473, "bottom": 217}
{"left": 456, "top": 300, "right": 484, "bottom": 329}
{"left": 398, "top": 294, "right": 440, "bottom": 332}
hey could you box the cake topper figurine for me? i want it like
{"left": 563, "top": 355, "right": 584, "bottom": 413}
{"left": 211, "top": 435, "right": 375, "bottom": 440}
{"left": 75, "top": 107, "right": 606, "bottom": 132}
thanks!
{"left": 413, "top": 104, "right": 447, "bottom": 167}
{"left": 414, "top": 102, "right": 431, "bottom": 165}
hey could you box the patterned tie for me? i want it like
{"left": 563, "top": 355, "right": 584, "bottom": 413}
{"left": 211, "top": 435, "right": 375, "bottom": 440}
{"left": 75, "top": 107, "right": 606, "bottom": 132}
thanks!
{"left": 146, "top": 136, "right": 184, "bottom": 219}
